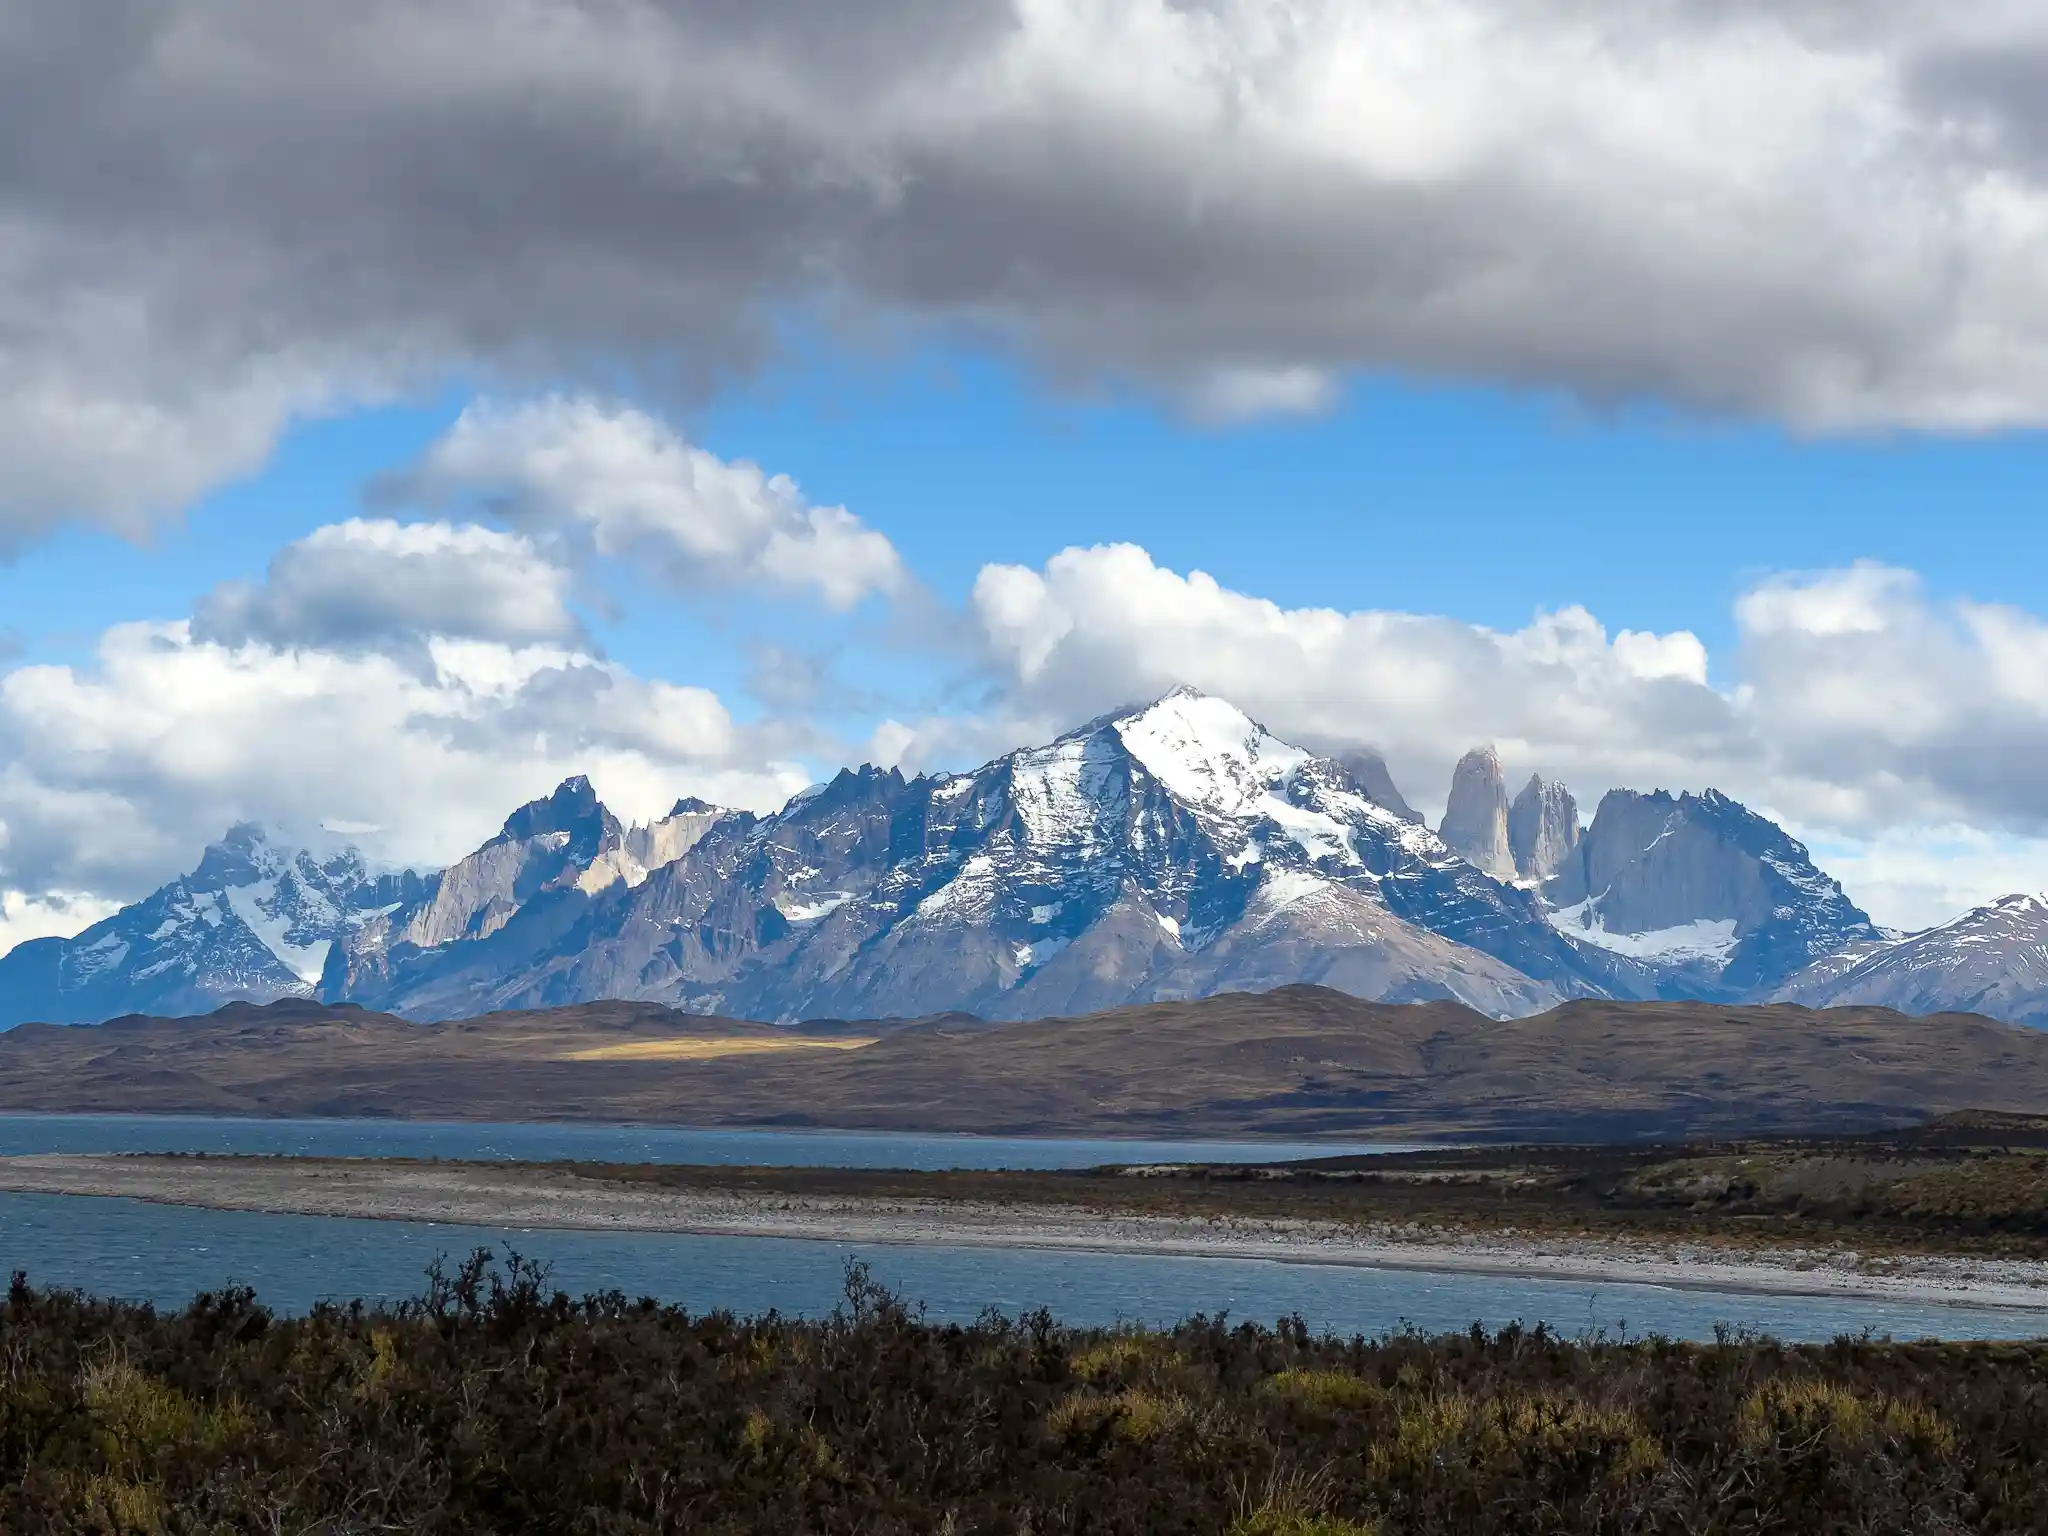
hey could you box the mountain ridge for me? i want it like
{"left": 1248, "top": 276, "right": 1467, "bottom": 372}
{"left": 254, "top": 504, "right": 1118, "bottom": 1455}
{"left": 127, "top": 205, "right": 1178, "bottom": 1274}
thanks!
{"left": 5, "top": 688, "right": 2042, "bottom": 1031}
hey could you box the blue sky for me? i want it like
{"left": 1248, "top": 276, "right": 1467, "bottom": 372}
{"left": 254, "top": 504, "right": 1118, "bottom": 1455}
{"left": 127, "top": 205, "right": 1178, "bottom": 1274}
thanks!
{"left": 8, "top": 2, "right": 2048, "bottom": 952}
{"left": 10, "top": 351, "right": 2045, "bottom": 689}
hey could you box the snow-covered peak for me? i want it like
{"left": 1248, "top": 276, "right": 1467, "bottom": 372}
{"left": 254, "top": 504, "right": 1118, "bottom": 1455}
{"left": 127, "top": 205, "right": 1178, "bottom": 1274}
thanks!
{"left": 1110, "top": 689, "right": 1310, "bottom": 817}
{"left": 0, "top": 818, "right": 419, "bottom": 1024}
{"left": 190, "top": 822, "right": 296, "bottom": 888}
{"left": 1916, "top": 891, "right": 2048, "bottom": 937}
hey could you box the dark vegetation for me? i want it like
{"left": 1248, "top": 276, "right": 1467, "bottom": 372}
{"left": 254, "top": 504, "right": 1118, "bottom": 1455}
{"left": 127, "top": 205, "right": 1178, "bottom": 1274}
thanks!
{"left": 7, "top": 1253, "right": 2048, "bottom": 1534}
{"left": 9, "top": 987, "right": 2048, "bottom": 1140}
{"left": 458, "top": 1110, "right": 2048, "bottom": 1260}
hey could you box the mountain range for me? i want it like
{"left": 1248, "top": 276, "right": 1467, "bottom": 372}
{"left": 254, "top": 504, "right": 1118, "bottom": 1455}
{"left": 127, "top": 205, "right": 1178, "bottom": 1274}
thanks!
{"left": 2, "top": 687, "right": 2038, "bottom": 1029}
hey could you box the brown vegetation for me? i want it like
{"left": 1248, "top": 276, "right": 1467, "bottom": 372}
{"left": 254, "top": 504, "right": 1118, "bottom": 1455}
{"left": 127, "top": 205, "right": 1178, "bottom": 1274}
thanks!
{"left": 6, "top": 987, "right": 2048, "bottom": 1140}
{"left": 6, "top": 1254, "right": 2048, "bottom": 1533}
{"left": 516, "top": 1112, "right": 2048, "bottom": 1258}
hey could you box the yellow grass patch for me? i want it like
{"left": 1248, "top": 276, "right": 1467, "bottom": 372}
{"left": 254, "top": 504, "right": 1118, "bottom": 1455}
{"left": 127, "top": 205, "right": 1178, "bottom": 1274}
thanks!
{"left": 562, "top": 1035, "right": 877, "bottom": 1063}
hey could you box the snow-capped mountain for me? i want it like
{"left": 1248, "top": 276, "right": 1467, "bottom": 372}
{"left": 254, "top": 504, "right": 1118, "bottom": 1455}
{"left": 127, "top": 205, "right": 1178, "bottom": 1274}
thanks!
{"left": 0, "top": 825, "right": 431, "bottom": 1026}
{"left": 17, "top": 687, "right": 2047, "bottom": 1032}
{"left": 1540, "top": 788, "right": 1882, "bottom": 998}
{"left": 1772, "top": 893, "right": 2048, "bottom": 1026}
{"left": 331, "top": 689, "right": 1644, "bottom": 1023}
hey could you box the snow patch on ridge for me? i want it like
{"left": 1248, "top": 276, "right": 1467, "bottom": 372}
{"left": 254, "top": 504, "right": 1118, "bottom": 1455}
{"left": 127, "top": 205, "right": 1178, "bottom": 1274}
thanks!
{"left": 1547, "top": 900, "right": 1740, "bottom": 964}
{"left": 779, "top": 893, "right": 854, "bottom": 923}
{"left": 1113, "top": 691, "right": 1358, "bottom": 867}
{"left": 1113, "top": 689, "right": 1311, "bottom": 816}
{"left": 223, "top": 879, "right": 332, "bottom": 984}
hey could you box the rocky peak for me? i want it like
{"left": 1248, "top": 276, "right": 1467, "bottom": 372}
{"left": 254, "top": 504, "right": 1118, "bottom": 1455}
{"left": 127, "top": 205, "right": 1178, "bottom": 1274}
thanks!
{"left": 1439, "top": 745, "right": 1515, "bottom": 881}
{"left": 612, "top": 799, "right": 734, "bottom": 885}
{"left": 500, "top": 775, "right": 621, "bottom": 848}
{"left": 1336, "top": 749, "right": 1422, "bottom": 824}
{"left": 189, "top": 823, "right": 291, "bottom": 888}
{"left": 1544, "top": 787, "right": 1877, "bottom": 996}
{"left": 0, "top": 821, "right": 413, "bottom": 1027}
{"left": 1508, "top": 775, "right": 1580, "bottom": 883}
{"left": 399, "top": 776, "right": 627, "bottom": 949}
{"left": 1108, "top": 689, "right": 1310, "bottom": 819}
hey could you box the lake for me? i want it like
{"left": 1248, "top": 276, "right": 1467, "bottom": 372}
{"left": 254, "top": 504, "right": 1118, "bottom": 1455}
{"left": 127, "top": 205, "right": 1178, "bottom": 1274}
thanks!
{"left": 3, "top": 1114, "right": 2046, "bottom": 1343}
{"left": 0, "top": 1112, "right": 1425, "bottom": 1169}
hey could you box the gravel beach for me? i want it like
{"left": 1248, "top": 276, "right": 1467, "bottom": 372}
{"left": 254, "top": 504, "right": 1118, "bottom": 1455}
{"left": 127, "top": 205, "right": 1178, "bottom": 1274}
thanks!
{"left": 8, "top": 1153, "right": 2048, "bottom": 1313}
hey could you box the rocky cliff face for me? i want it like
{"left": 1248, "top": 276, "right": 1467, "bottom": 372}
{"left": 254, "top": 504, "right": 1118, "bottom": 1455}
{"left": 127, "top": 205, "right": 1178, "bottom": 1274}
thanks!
{"left": 1773, "top": 894, "right": 2048, "bottom": 1026}
{"left": 0, "top": 826, "right": 428, "bottom": 1027}
{"left": 1439, "top": 746, "right": 1516, "bottom": 880}
{"left": 400, "top": 776, "right": 622, "bottom": 947}
{"left": 1508, "top": 775, "right": 1580, "bottom": 883}
{"left": 1543, "top": 789, "right": 1880, "bottom": 998}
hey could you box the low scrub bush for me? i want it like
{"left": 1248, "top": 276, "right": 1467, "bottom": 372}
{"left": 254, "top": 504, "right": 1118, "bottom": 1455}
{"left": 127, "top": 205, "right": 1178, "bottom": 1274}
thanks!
{"left": 1, "top": 1256, "right": 2044, "bottom": 1532}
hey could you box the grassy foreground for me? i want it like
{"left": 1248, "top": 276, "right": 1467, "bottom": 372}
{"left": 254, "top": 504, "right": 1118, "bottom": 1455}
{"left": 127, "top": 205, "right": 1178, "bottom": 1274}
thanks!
{"left": 5, "top": 1256, "right": 2048, "bottom": 1533}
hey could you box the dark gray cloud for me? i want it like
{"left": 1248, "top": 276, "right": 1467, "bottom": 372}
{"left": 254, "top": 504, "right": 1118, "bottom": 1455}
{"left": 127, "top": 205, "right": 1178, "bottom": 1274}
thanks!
{"left": 4, "top": 2, "right": 2048, "bottom": 540}
{"left": 192, "top": 518, "right": 583, "bottom": 652}
{"left": 1909, "top": 40, "right": 2048, "bottom": 168}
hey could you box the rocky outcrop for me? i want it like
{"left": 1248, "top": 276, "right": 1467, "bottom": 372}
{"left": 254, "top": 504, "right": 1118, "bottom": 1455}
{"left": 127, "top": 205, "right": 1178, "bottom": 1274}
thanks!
{"left": 576, "top": 798, "right": 733, "bottom": 896}
{"left": 1508, "top": 775, "right": 1580, "bottom": 883}
{"left": 400, "top": 776, "right": 622, "bottom": 947}
{"left": 1336, "top": 750, "right": 1422, "bottom": 824}
{"left": 1439, "top": 746, "right": 1516, "bottom": 880}
{"left": 625, "top": 797, "right": 728, "bottom": 871}
{"left": 1544, "top": 789, "right": 1880, "bottom": 997}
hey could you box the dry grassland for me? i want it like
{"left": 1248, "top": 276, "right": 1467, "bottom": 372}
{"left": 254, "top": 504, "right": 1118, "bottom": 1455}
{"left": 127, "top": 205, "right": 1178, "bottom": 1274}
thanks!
{"left": 561, "top": 1035, "right": 878, "bottom": 1062}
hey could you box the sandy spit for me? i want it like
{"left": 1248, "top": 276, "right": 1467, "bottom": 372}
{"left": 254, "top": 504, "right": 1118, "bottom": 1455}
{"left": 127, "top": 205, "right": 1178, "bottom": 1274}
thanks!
{"left": 7, "top": 1154, "right": 2048, "bottom": 1314}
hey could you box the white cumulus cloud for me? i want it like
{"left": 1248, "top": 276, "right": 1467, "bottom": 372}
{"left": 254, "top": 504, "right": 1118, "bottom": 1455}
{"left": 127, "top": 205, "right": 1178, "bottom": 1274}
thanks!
{"left": 0, "top": 619, "right": 813, "bottom": 926}
{"left": 937, "top": 543, "right": 2048, "bottom": 923}
{"left": 0, "top": 889, "right": 123, "bottom": 959}
{"left": 400, "top": 397, "right": 908, "bottom": 610}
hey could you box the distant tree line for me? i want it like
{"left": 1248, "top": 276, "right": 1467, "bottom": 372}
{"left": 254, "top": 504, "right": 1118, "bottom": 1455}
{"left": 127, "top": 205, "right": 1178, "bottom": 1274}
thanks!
{"left": 3, "top": 1251, "right": 2043, "bottom": 1532}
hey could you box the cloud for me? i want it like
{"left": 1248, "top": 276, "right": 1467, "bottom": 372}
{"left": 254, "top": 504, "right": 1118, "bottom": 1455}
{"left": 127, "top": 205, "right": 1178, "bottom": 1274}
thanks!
{"left": 965, "top": 541, "right": 1732, "bottom": 809}
{"left": 954, "top": 544, "right": 2048, "bottom": 868}
{"left": 398, "top": 398, "right": 907, "bottom": 610}
{"left": 10, "top": 3, "right": 2048, "bottom": 535}
{"left": 1802, "top": 826, "right": 2048, "bottom": 936}
{"left": 9, "top": 522, "right": 2048, "bottom": 938}
{"left": 1733, "top": 564, "right": 2048, "bottom": 832}
{"left": 0, "top": 889, "right": 123, "bottom": 958}
{"left": 0, "top": 619, "right": 813, "bottom": 914}
{"left": 194, "top": 518, "right": 582, "bottom": 653}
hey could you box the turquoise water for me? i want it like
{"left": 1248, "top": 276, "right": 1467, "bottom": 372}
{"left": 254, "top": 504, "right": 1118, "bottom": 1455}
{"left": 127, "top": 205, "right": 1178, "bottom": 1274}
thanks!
{"left": 2, "top": 1115, "right": 2046, "bottom": 1342}
{"left": 8, "top": 1193, "right": 2048, "bottom": 1343}
{"left": 0, "top": 1113, "right": 1423, "bottom": 1169}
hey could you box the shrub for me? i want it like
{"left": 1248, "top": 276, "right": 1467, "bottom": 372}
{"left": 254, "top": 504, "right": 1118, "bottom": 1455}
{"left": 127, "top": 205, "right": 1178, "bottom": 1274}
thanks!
{"left": 1260, "top": 1368, "right": 1381, "bottom": 1411}
{"left": 0, "top": 1256, "right": 2030, "bottom": 1534}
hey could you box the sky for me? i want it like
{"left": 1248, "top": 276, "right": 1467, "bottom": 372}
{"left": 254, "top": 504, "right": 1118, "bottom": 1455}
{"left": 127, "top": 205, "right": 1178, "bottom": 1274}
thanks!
{"left": 6, "top": 1, "right": 2048, "bottom": 953}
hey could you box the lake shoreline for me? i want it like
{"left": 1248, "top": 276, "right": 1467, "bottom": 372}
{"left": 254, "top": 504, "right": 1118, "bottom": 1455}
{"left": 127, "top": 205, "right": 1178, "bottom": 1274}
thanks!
{"left": 8, "top": 1154, "right": 2048, "bottom": 1315}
